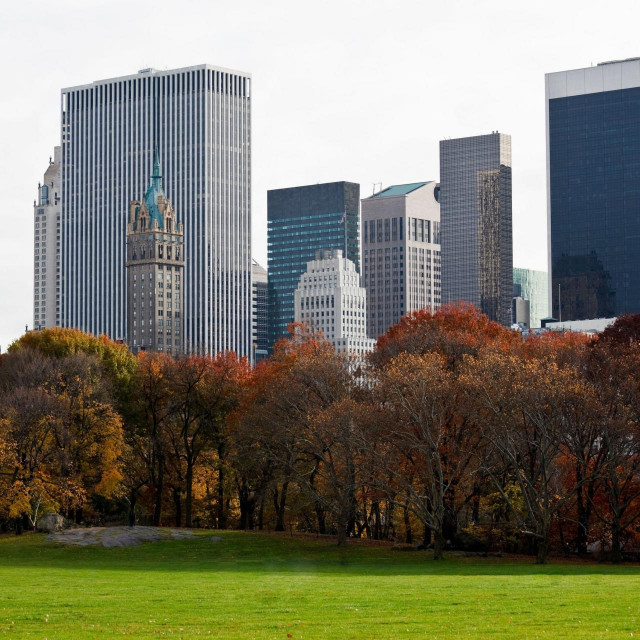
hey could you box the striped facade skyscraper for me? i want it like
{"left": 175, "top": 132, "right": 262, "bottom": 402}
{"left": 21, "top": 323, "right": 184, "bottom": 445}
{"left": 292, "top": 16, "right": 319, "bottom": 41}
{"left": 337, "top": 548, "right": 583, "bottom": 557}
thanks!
{"left": 60, "top": 65, "right": 251, "bottom": 356}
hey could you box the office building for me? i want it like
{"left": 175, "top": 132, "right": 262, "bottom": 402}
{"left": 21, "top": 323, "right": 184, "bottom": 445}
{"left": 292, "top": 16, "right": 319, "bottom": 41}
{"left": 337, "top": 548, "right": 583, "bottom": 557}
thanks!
{"left": 126, "top": 153, "right": 184, "bottom": 355}
{"left": 294, "top": 249, "right": 375, "bottom": 356}
{"left": 512, "top": 296, "right": 531, "bottom": 329}
{"left": 361, "top": 182, "right": 441, "bottom": 339}
{"left": 267, "top": 182, "right": 359, "bottom": 348}
{"left": 547, "top": 58, "right": 640, "bottom": 320}
{"left": 252, "top": 259, "right": 269, "bottom": 362}
{"left": 60, "top": 65, "right": 251, "bottom": 356}
{"left": 33, "top": 147, "right": 61, "bottom": 330}
{"left": 440, "top": 133, "right": 513, "bottom": 325}
{"left": 513, "top": 267, "right": 548, "bottom": 328}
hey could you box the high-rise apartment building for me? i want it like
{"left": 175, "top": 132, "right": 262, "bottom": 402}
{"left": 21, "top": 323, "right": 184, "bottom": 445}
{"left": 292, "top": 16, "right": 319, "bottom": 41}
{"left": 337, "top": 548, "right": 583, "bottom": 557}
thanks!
{"left": 294, "top": 249, "right": 375, "bottom": 356}
{"left": 547, "top": 58, "right": 640, "bottom": 320}
{"left": 440, "top": 133, "right": 513, "bottom": 325}
{"left": 60, "top": 65, "right": 251, "bottom": 356}
{"left": 267, "top": 182, "right": 360, "bottom": 348}
{"left": 513, "top": 267, "right": 548, "bottom": 328}
{"left": 361, "top": 182, "right": 441, "bottom": 339}
{"left": 251, "top": 259, "right": 269, "bottom": 362}
{"left": 33, "top": 147, "right": 61, "bottom": 330}
{"left": 126, "top": 154, "right": 184, "bottom": 355}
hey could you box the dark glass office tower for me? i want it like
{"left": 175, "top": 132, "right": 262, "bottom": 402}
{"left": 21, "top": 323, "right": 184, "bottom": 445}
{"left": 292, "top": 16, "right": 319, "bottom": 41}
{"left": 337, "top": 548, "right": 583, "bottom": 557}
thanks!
{"left": 439, "top": 133, "right": 513, "bottom": 325}
{"left": 267, "top": 182, "right": 360, "bottom": 348}
{"left": 547, "top": 58, "right": 640, "bottom": 321}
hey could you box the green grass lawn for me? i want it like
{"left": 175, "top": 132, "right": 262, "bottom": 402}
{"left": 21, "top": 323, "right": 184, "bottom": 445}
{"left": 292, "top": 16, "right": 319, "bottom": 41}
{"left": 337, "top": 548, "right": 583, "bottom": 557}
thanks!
{"left": 0, "top": 531, "right": 638, "bottom": 639}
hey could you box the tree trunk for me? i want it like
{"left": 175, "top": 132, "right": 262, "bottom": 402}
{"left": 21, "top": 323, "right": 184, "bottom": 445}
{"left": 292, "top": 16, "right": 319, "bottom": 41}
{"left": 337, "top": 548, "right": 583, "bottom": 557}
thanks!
{"left": 239, "top": 483, "right": 249, "bottom": 530}
{"left": 433, "top": 529, "right": 445, "bottom": 560}
{"left": 185, "top": 461, "right": 194, "bottom": 528}
{"left": 611, "top": 515, "right": 623, "bottom": 564}
{"left": 315, "top": 501, "right": 326, "bottom": 535}
{"left": 128, "top": 490, "right": 137, "bottom": 527}
{"left": 274, "top": 481, "right": 289, "bottom": 532}
{"left": 403, "top": 505, "right": 413, "bottom": 544}
{"left": 423, "top": 523, "right": 432, "bottom": 547}
{"left": 258, "top": 494, "right": 265, "bottom": 531}
{"left": 173, "top": 486, "right": 182, "bottom": 528}
{"left": 536, "top": 536, "right": 549, "bottom": 564}
{"left": 153, "top": 455, "right": 165, "bottom": 527}
{"left": 217, "top": 444, "right": 226, "bottom": 529}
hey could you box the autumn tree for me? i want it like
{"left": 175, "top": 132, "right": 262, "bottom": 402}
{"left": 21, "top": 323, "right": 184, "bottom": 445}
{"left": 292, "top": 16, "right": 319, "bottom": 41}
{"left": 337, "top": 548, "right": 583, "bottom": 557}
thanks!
{"left": 370, "top": 351, "right": 481, "bottom": 559}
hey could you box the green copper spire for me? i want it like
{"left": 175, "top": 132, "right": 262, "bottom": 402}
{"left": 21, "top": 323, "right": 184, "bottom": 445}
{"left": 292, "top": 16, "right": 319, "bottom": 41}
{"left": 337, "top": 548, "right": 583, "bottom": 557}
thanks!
{"left": 152, "top": 147, "right": 162, "bottom": 190}
{"left": 140, "top": 149, "right": 166, "bottom": 230}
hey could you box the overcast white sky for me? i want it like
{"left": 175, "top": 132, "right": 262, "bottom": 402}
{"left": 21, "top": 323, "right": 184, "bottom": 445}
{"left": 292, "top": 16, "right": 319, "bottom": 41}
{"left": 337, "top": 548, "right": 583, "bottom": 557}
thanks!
{"left": 1, "top": 0, "right": 639, "bottom": 349}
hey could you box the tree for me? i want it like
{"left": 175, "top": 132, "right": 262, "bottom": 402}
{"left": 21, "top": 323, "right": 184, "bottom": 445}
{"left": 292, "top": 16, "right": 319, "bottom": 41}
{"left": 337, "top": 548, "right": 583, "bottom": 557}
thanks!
{"left": 462, "top": 350, "right": 596, "bottom": 563}
{"left": 167, "top": 353, "right": 248, "bottom": 528}
{"left": 372, "top": 351, "right": 479, "bottom": 559}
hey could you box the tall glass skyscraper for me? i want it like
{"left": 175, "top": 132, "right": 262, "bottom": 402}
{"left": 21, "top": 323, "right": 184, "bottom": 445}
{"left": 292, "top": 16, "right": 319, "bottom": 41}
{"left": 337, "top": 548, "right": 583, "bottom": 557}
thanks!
{"left": 440, "top": 133, "right": 513, "bottom": 325}
{"left": 513, "top": 267, "right": 548, "bottom": 328}
{"left": 267, "top": 182, "right": 360, "bottom": 348}
{"left": 547, "top": 58, "right": 640, "bottom": 321}
{"left": 60, "top": 65, "right": 251, "bottom": 357}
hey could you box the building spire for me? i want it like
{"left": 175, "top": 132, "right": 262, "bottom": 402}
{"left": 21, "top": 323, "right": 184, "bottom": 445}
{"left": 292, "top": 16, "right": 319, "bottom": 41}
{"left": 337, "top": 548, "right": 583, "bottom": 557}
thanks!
{"left": 152, "top": 147, "right": 162, "bottom": 190}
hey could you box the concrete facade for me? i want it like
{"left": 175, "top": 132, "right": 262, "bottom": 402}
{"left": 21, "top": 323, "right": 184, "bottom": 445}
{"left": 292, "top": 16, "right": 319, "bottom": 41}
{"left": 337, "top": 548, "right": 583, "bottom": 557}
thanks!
{"left": 361, "top": 182, "right": 441, "bottom": 339}
{"left": 33, "top": 147, "right": 61, "bottom": 330}
{"left": 126, "top": 156, "right": 184, "bottom": 355}
{"left": 294, "top": 249, "right": 375, "bottom": 356}
{"left": 252, "top": 259, "right": 268, "bottom": 362}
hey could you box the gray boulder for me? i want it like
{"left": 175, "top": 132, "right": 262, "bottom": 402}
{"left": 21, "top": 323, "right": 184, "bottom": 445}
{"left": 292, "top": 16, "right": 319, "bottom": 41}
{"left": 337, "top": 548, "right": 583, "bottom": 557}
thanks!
{"left": 36, "top": 513, "right": 68, "bottom": 533}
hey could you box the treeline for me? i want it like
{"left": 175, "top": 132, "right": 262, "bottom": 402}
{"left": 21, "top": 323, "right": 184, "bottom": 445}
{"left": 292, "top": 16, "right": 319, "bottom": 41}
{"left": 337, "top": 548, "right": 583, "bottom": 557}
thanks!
{"left": 1, "top": 305, "right": 639, "bottom": 563}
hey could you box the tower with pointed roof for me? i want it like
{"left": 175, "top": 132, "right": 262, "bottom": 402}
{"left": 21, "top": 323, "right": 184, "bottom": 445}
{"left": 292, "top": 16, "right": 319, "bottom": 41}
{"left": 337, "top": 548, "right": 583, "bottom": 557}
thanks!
{"left": 126, "top": 152, "right": 185, "bottom": 355}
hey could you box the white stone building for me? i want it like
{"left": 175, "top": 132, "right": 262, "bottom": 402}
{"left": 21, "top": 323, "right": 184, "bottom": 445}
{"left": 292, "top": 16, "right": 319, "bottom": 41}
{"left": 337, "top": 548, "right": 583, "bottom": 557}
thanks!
{"left": 294, "top": 249, "right": 375, "bottom": 356}
{"left": 33, "top": 147, "right": 61, "bottom": 330}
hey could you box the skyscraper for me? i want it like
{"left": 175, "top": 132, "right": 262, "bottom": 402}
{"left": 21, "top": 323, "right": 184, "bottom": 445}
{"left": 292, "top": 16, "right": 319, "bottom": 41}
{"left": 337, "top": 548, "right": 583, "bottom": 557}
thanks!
{"left": 440, "top": 133, "right": 513, "bottom": 325}
{"left": 251, "top": 259, "right": 268, "bottom": 362}
{"left": 513, "top": 267, "right": 548, "bottom": 328}
{"left": 547, "top": 58, "right": 640, "bottom": 320}
{"left": 126, "top": 153, "right": 184, "bottom": 355}
{"left": 361, "top": 182, "right": 441, "bottom": 339}
{"left": 60, "top": 65, "right": 251, "bottom": 356}
{"left": 294, "top": 249, "right": 375, "bottom": 356}
{"left": 267, "top": 182, "right": 359, "bottom": 348}
{"left": 33, "top": 147, "right": 61, "bottom": 330}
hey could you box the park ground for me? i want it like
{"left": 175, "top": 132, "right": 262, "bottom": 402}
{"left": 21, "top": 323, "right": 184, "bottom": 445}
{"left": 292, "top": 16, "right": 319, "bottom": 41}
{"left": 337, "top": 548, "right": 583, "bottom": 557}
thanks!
{"left": 0, "top": 531, "right": 639, "bottom": 639}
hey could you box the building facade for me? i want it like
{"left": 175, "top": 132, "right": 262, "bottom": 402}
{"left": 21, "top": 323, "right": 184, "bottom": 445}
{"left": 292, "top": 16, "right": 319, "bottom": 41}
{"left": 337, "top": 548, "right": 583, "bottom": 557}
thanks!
{"left": 513, "top": 267, "right": 548, "bottom": 328}
{"left": 294, "top": 249, "right": 375, "bottom": 356}
{"left": 440, "top": 133, "right": 513, "bottom": 325}
{"left": 512, "top": 296, "right": 531, "bottom": 330}
{"left": 33, "top": 146, "right": 61, "bottom": 330}
{"left": 60, "top": 65, "right": 251, "bottom": 356}
{"left": 547, "top": 58, "right": 640, "bottom": 321}
{"left": 126, "top": 154, "right": 184, "bottom": 355}
{"left": 267, "top": 182, "right": 360, "bottom": 348}
{"left": 361, "top": 182, "right": 441, "bottom": 339}
{"left": 251, "top": 259, "right": 269, "bottom": 362}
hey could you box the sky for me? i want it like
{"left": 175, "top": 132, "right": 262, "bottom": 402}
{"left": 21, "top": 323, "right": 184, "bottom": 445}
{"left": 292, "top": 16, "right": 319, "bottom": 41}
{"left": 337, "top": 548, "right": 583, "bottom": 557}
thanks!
{"left": 1, "top": 0, "right": 639, "bottom": 349}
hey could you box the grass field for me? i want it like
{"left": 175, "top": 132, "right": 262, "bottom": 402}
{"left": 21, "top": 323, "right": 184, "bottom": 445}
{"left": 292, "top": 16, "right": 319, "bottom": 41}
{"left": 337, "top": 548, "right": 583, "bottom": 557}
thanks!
{"left": 0, "top": 531, "right": 639, "bottom": 639}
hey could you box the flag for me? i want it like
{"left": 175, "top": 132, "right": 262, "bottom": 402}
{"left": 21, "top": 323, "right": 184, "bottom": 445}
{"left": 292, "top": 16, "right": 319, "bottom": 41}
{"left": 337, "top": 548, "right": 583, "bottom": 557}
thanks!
{"left": 339, "top": 212, "right": 346, "bottom": 224}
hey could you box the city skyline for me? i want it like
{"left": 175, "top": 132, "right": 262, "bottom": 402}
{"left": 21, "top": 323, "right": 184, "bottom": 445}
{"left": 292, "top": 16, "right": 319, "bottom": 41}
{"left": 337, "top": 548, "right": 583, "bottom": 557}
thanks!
{"left": 2, "top": 0, "right": 640, "bottom": 348}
